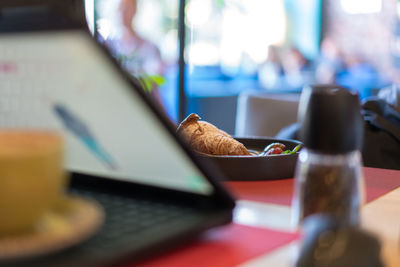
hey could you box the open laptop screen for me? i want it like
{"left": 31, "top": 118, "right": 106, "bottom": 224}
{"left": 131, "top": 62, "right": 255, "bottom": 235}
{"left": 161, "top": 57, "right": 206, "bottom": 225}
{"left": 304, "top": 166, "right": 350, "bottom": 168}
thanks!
{"left": 0, "top": 30, "right": 213, "bottom": 195}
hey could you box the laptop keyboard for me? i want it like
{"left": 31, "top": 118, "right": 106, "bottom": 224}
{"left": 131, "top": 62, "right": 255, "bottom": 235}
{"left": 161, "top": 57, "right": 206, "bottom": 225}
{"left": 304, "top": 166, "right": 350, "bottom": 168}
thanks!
{"left": 68, "top": 187, "right": 201, "bottom": 256}
{"left": 72, "top": 188, "right": 192, "bottom": 247}
{"left": 4, "top": 187, "right": 208, "bottom": 267}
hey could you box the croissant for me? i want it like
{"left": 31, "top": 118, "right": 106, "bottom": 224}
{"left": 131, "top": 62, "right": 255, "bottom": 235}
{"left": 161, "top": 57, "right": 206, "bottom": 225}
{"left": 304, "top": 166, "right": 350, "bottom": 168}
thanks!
{"left": 177, "top": 113, "right": 250, "bottom": 156}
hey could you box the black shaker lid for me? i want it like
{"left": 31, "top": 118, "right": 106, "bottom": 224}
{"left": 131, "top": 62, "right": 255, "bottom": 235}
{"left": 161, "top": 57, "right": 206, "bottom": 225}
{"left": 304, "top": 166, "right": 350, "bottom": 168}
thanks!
{"left": 298, "top": 84, "right": 364, "bottom": 154}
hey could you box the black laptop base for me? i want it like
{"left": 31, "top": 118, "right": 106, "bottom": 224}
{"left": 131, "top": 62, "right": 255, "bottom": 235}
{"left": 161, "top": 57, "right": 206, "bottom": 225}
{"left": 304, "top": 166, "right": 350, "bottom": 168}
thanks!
{"left": 4, "top": 181, "right": 233, "bottom": 267}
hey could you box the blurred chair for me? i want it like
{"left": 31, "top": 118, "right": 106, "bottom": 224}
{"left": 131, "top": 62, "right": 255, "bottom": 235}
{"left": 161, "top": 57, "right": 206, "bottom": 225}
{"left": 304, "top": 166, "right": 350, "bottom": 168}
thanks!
{"left": 235, "top": 91, "right": 300, "bottom": 137}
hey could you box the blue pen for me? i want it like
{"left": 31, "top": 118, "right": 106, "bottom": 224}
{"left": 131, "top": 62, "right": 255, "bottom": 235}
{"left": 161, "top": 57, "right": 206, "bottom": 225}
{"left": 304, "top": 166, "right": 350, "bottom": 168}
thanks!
{"left": 53, "top": 103, "right": 118, "bottom": 170}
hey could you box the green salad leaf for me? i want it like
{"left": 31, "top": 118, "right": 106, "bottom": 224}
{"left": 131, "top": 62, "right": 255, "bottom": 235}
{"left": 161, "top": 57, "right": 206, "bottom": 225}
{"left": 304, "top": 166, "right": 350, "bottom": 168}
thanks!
{"left": 282, "top": 144, "right": 302, "bottom": 155}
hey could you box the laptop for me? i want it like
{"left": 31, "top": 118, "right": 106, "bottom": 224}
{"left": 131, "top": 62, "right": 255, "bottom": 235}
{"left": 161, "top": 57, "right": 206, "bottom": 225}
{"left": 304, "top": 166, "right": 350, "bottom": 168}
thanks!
{"left": 0, "top": 0, "right": 235, "bottom": 266}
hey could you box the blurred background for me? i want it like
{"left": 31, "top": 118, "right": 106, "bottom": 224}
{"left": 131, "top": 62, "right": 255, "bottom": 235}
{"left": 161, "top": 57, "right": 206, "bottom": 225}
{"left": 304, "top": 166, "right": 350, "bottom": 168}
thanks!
{"left": 86, "top": 0, "right": 400, "bottom": 134}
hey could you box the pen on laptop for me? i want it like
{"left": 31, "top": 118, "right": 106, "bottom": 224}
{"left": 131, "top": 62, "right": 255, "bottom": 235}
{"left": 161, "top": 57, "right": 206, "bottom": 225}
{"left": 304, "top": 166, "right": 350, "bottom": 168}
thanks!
{"left": 53, "top": 103, "right": 118, "bottom": 170}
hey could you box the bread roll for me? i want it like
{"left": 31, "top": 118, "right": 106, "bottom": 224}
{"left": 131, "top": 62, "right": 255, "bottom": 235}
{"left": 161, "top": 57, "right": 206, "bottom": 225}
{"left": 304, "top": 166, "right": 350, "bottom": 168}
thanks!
{"left": 177, "top": 113, "right": 250, "bottom": 156}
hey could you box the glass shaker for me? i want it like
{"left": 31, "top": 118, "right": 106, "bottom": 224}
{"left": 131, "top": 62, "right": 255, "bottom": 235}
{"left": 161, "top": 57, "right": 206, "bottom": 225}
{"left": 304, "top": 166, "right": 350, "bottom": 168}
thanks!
{"left": 292, "top": 85, "right": 365, "bottom": 226}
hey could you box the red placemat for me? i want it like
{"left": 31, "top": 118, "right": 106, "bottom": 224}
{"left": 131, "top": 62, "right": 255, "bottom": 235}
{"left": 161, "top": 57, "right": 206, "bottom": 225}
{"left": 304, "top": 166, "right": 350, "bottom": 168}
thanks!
{"left": 225, "top": 167, "right": 400, "bottom": 206}
{"left": 226, "top": 178, "right": 294, "bottom": 206}
{"left": 134, "top": 224, "right": 299, "bottom": 267}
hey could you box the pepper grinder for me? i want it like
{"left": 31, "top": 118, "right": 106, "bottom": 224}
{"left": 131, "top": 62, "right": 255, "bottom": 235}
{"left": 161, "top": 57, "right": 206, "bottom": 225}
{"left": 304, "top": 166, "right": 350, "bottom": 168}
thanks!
{"left": 292, "top": 85, "right": 365, "bottom": 226}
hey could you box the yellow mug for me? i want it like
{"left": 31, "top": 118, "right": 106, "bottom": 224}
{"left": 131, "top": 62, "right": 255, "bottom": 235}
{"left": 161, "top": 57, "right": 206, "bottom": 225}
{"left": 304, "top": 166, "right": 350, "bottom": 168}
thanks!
{"left": 0, "top": 130, "right": 66, "bottom": 235}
